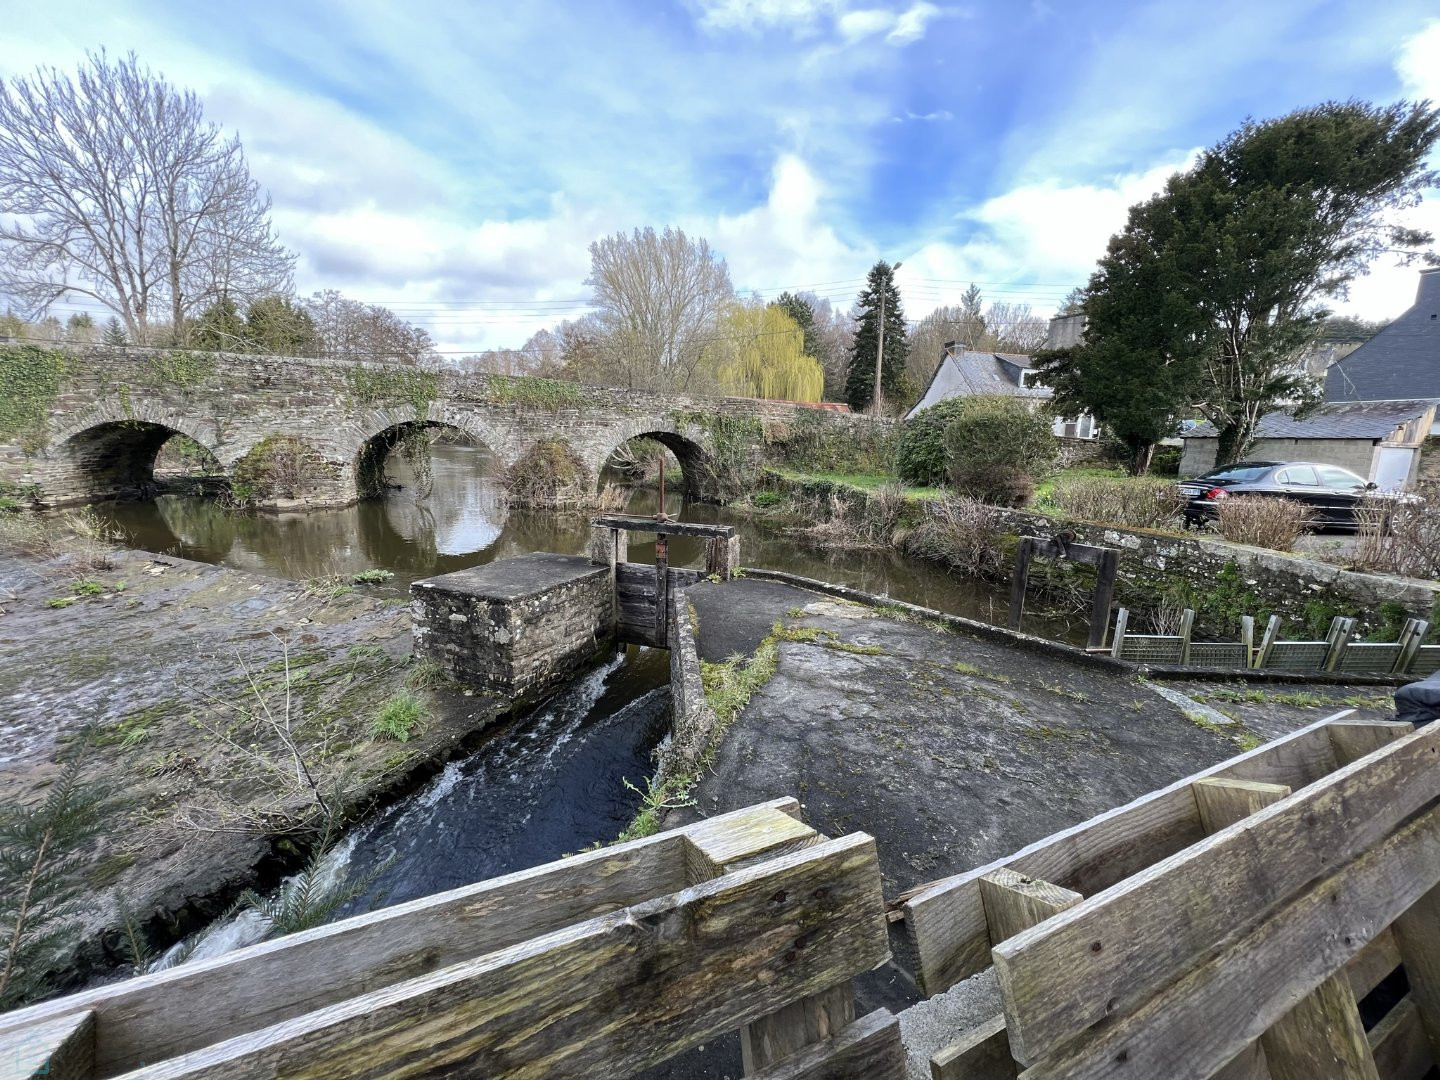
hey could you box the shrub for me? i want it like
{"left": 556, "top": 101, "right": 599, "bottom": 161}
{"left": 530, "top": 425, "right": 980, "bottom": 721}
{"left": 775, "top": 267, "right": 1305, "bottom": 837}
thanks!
{"left": 897, "top": 398, "right": 970, "bottom": 486}
{"left": 370, "top": 692, "right": 426, "bottom": 742}
{"left": 1051, "top": 475, "right": 1186, "bottom": 529}
{"left": 903, "top": 496, "right": 1008, "bottom": 578}
{"left": 502, "top": 439, "right": 588, "bottom": 508}
{"left": 800, "top": 482, "right": 910, "bottom": 549}
{"left": 1214, "top": 496, "right": 1312, "bottom": 550}
{"left": 949, "top": 463, "right": 1034, "bottom": 508}
{"left": 1352, "top": 486, "right": 1440, "bottom": 578}
{"left": 352, "top": 569, "right": 394, "bottom": 585}
{"left": 943, "top": 397, "right": 1056, "bottom": 487}
{"left": 232, "top": 436, "right": 335, "bottom": 502}
{"left": 1149, "top": 445, "right": 1182, "bottom": 476}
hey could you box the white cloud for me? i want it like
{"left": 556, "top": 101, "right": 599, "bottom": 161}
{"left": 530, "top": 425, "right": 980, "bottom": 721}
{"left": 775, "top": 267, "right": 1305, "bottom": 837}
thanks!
{"left": 694, "top": 0, "right": 948, "bottom": 46}
{"left": 1334, "top": 18, "right": 1440, "bottom": 323}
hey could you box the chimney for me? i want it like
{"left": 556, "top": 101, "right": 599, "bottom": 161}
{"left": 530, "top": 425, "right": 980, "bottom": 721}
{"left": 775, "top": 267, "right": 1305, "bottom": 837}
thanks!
{"left": 1417, "top": 267, "right": 1440, "bottom": 313}
{"left": 1046, "top": 313, "right": 1086, "bottom": 350}
{"left": 943, "top": 340, "right": 962, "bottom": 359}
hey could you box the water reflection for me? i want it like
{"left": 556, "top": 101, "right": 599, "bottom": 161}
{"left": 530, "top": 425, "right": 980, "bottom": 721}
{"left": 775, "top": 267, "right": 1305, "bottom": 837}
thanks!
{"left": 95, "top": 443, "right": 1082, "bottom": 643}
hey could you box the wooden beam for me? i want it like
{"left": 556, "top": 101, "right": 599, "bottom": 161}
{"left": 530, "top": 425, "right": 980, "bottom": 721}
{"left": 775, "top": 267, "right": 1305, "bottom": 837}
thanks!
{"left": 0, "top": 1010, "right": 94, "bottom": 1080}
{"left": 979, "top": 869, "right": 1083, "bottom": 946}
{"left": 746, "top": 1008, "right": 904, "bottom": 1080}
{"left": 112, "top": 834, "right": 890, "bottom": 1080}
{"left": 927, "top": 872, "right": 1081, "bottom": 1080}
{"left": 1390, "top": 881, "right": 1440, "bottom": 1066}
{"left": 1346, "top": 928, "right": 1400, "bottom": 1000}
{"left": 1367, "top": 996, "right": 1433, "bottom": 1080}
{"left": 0, "top": 800, "right": 805, "bottom": 1076}
{"left": 742, "top": 984, "right": 856, "bottom": 1073}
{"left": 902, "top": 713, "right": 1351, "bottom": 997}
{"left": 592, "top": 515, "right": 735, "bottom": 539}
{"left": 1327, "top": 720, "right": 1413, "bottom": 767}
{"left": 1190, "top": 779, "right": 1363, "bottom": 1080}
{"left": 931, "top": 1015, "right": 1012, "bottom": 1080}
{"left": 1008, "top": 536, "right": 1034, "bottom": 632}
{"left": 1088, "top": 547, "right": 1119, "bottom": 651}
{"left": 993, "top": 721, "right": 1440, "bottom": 1066}
{"left": 1011, "top": 801, "right": 1440, "bottom": 1080}
{"left": 1190, "top": 778, "right": 1290, "bottom": 834}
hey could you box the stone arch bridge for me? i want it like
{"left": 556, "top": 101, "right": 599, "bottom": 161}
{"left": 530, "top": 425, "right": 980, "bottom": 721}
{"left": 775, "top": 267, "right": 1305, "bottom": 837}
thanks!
{"left": 0, "top": 345, "right": 873, "bottom": 510}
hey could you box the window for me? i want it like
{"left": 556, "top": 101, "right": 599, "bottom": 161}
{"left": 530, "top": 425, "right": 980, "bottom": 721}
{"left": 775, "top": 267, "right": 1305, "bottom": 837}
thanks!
{"left": 1316, "top": 465, "right": 1365, "bottom": 491}
{"left": 1203, "top": 465, "right": 1272, "bottom": 482}
{"left": 1276, "top": 465, "right": 1318, "bottom": 486}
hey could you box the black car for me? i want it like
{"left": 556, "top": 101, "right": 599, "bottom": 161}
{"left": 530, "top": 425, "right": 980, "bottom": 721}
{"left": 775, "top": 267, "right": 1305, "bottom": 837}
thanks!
{"left": 1178, "top": 460, "right": 1402, "bottom": 529}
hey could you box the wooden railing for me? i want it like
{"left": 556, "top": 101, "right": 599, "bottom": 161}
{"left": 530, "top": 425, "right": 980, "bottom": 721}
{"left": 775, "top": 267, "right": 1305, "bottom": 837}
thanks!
{"left": 0, "top": 800, "right": 903, "bottom": 1079}
{"left": 901, "top": 711, "right": 1440, "bottom": 1079}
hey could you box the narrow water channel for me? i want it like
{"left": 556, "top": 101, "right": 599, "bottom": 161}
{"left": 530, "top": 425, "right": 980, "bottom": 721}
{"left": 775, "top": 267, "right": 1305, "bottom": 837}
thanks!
{"left": 93, "top": 441, "right": 1081, "bottom": 964}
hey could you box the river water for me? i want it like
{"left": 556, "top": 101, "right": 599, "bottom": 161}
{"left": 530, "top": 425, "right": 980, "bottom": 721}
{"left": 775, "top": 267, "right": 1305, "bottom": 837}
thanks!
{"left": 95, "top": 442, "right": 1079, "bottom": 979}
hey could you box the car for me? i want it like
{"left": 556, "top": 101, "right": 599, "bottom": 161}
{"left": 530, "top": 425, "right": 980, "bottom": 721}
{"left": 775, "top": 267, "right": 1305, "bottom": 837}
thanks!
{"left": 1177, "top": 460, "right": 1410, "bottom": 530}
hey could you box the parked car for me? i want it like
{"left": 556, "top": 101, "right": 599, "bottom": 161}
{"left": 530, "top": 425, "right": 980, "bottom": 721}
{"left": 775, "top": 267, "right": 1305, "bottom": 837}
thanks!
{"left": 1178, "top": 461, "right": 1408, "bottom": 529}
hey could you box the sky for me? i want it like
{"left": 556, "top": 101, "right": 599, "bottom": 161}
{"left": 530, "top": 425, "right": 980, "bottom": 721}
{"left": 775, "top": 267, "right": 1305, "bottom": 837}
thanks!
{"left": 4, "top": 1, "right": 1440, "bottom": 355}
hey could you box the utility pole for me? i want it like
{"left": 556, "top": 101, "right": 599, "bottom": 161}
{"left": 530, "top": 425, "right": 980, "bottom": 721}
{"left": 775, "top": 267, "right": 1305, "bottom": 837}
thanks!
{"left": 872, "top": 260, "right": 901, "bottom": 414}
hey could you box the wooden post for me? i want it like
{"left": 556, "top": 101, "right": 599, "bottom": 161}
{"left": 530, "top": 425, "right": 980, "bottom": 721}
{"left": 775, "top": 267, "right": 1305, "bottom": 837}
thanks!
{"left": 1390, "top": 883, "right": 1440, "bottom": 1066}
{"left": 1089, "top": 547, "right": 1118, "bottom": 650}
{"left": 655, "top": 533, "right": 670, "bottom": 648}
{"left": 1193, "top": 777, "right": 1378, "bottom": 1080}
{"left": 1008, "top": 537, "right": 1034, "bottom": 632}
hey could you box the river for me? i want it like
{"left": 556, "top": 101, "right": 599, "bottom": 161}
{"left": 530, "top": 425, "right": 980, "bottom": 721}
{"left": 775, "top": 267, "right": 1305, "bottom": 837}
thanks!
{"left": 95, "top": 441, "right": 1079, "bottom": 1006}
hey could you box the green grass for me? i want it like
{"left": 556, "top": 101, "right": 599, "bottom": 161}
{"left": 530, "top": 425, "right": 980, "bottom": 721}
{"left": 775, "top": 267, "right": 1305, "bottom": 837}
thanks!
{"left": 769, "top": 467, "right": 946, "bottom": 500}
{"left": 71, "top": 579, "right": 106, "bottom": 596}
{"left": 370, "top": 692, "right": 427, "bottom": 742}
{"left": 352, "top": 569, "right": 395, "bottom": 585}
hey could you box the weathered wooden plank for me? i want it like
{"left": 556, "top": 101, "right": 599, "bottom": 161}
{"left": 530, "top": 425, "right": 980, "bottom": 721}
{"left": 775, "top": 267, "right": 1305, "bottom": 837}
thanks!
{"left": 746, "top": 1008, "right": 905, "bottom": 1080}
{"left": 742, "top": 984, "right": 856, "bottom": 1072}
{"left": 596, "top": 516, "right": 736, "bottom": 538}
{"left": 902, "top": 713, "right": 1352, "bottom": 997}
{"left": 931, "top": 1015, "right": 1014, "bottom": 1080}
{"left": 0, "top": 800, "right": 802, "bottom": 1076}
{"left": 1391, "top": 880, "right": 1440, "bottom": 1065}
{"left": 1327, "top": 719, "right": 1414, "bottom": 766}
{"left": 1013, "top": 801, "right": 1440, "bottom": 1080}
{"left": 686, "top": 806, "right": 819, "bottom": 878}
{"left": 1211, "top": 1041, "right": 1270, "bottom": 1080}
{"left": 1260, "top": 974, "right": 1378, "bottom": 1080}
{"left": 113, "top": 833, "right": 889, "bottom": 1080}
{"left": 1346, "top": 928, "right": 1400, "bottom": 1000}
{"left": 994, "top": 720, "right": 1440, "bottom": 1066}
{"left": 1368, "top": 996, "right": 1433, "bottom": 1080}
{"left": 0, "top": 1010, "right": 94, "bottom": 1079}
{"left": 1191, "top": 778, "right": 1290, "bottom": 833}
{"left": 979, "top": 869, "right": 1083, "bottom": 946}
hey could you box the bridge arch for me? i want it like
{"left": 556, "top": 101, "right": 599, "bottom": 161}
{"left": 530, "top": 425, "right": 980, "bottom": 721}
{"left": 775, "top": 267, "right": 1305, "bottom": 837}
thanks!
{"left": 52, "top": 408, "right": 224, "bottom": 504}
{"left": 593, "top": 421, "right": 721, "bottom": 504}
{"left": 355, "top": 417, "right": 502, "bottom": 502}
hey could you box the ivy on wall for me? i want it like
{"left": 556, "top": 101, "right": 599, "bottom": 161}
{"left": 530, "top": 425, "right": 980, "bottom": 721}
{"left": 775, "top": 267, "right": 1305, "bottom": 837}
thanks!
{"left": 145, "top": 350, "right": 217, "bottom": 390}
{"left": 0, "top": 345, "right": 67, "bottom": 453}
{"left": 343, "top": 366, "right": 439, "bottom": 418}
{"left": 483, "top": 375, "right": 583, "bottom": 410}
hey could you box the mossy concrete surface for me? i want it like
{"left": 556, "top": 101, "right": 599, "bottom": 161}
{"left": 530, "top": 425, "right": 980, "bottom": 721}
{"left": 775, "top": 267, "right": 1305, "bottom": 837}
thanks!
{"left": 0, "top": 547, "right": 504, "bottom": 984}
{"left": 681, "top": 578, "right": 1392, "bottom": 896}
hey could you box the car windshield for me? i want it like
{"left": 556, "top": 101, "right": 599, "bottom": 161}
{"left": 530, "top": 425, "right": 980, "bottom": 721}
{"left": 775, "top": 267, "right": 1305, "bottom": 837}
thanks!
{"left": 1201, "top": 465, "right": 1272, "bottom": 483}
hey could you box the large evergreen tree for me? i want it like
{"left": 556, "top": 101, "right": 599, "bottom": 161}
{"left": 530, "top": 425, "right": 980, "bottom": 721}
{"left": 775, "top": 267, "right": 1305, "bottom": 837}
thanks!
{"left": 1038, "top": 100, "right": 1440, "bottom": 467}
{"left": 844, "top": 260, "right": 908, "bottom": 412}
{"left": 772, "top": 292, "right": 822, "bottom": 360}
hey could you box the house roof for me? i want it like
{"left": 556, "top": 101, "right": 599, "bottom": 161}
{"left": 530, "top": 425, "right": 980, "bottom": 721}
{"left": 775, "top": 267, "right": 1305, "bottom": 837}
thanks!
{"left": 1183, "top": 399, "right": 1435, "bottom": 441}
{"left": 1325, "top": 269, "right": 1440, "bottom": 402}
{"left": 906, "top": 349, "right": 1051, "bottom": 419}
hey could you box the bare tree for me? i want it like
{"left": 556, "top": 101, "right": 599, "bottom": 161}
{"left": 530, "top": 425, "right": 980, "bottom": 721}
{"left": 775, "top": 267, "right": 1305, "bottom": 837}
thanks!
{"left": 0, "top": 51, "right": 293, "bottom": 345}
{"left": 586, "top": 226, "right": 734, "bottom": 391}
{"left": 983, "top": 301, "right": 1048, "bottom": 353}
{"left": 304, "top": 289, "right": 436, "bottom": 364}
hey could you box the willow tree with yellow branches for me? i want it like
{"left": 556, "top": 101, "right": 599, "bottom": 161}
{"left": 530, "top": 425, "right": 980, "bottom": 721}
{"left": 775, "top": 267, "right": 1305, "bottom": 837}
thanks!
{"left": 708, "top": 301, "right": 824, "bottom": 402}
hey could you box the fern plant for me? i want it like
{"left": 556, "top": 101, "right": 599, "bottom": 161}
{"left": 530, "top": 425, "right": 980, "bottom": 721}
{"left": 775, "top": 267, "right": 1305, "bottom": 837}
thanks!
{"left": 0, "top": 758, "right": 113, "bottom": 1007}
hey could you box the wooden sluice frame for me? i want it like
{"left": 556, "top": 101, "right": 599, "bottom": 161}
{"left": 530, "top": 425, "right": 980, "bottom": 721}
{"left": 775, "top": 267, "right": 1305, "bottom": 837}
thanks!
{"left": 900, "top": 711, "right": 1440, "bottom": 1079}
{"left": 0, "top": 800, "right": 904, "bottom": 1080}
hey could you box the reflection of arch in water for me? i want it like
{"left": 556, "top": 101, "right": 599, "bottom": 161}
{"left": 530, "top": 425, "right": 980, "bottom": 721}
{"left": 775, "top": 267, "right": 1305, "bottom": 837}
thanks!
{"left": 354, "top": 441, "right": 510, "bottom": 574}
{"left": 596, "top": 429, "right": 717, "bottom": 503}
{"left": 56, "top": 418, "right": 224, "bottom": 502}
{"left": 354, "top": 420, "right": 500, "bottom": 501}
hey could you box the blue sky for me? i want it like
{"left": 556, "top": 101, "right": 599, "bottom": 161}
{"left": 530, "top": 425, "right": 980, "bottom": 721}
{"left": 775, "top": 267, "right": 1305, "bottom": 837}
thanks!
{"left": 4, "top": 0, "right": 1440, "bottom": 352}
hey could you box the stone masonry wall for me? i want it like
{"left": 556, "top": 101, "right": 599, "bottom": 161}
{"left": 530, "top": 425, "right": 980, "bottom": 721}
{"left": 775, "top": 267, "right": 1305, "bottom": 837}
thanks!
{"left": 0, "top": 343, "right": 876, "bottom": 510}
{"left": 410, "top": 553, "right": 615, "bottom": 703}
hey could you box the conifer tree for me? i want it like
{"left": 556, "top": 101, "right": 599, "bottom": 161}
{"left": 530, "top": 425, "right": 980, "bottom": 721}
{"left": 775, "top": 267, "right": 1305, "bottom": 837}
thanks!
{"left": 844, "top": 260, "right": 908, "bottom": 412}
